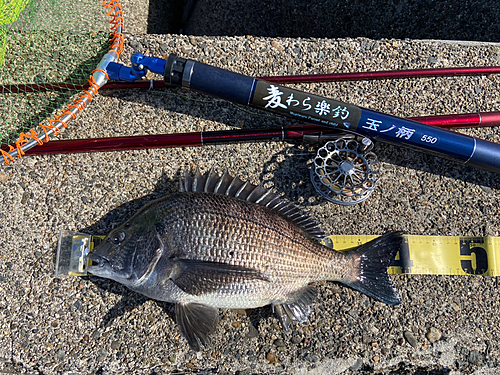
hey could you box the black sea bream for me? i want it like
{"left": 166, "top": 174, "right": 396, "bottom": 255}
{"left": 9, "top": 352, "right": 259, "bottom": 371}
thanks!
{"left": 89, "top": 169, "right": 402, "bottom": 350}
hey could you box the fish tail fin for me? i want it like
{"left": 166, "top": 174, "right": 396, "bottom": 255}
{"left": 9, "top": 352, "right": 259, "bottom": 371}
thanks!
{"left": 341, "top": 231, "right": 402, "bottom": 305}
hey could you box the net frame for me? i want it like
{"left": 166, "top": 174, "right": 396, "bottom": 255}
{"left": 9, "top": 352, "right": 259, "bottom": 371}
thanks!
{"left": 0, "top": 0, "right": 124, "bottom": 164}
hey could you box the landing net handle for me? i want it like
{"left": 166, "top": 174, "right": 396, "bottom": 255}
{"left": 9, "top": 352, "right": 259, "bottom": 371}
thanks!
{"left": 1, "top": 0, "right": 125, "bottom": 164}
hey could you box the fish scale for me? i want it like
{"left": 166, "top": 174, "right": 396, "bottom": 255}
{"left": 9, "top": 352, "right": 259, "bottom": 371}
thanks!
{"left": 88, "top": 169, "right": 402, "bottom": 351}
{"left": 200, "top": 199, "right": 348, "bottom": 285}
{"left": 178, "top": 195, "right": 326, "bottom": 282}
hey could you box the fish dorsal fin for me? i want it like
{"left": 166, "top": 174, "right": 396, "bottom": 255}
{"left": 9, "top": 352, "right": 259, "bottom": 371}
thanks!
{"left": 180, "top": 168, "right": 325, "bottom": 240}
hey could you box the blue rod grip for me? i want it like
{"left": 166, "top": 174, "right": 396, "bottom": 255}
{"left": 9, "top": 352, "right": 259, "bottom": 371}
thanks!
{"left": 164, "top": 55, "right": 256, "bottom": 105}
{"left": 189, "top": 63, "right": 256, "bottom": 105}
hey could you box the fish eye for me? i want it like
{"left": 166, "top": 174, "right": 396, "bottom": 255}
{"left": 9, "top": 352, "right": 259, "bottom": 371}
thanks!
{"left": 112, "top": 231, "right": 126, "bottom": 245}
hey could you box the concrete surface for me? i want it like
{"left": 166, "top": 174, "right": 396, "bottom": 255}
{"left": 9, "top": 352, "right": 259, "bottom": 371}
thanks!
{"left": 1, "top": 1, "right": 500, "bottom": 374}
{"left": 123, "top": 0, "right": 500, "bottom": 42}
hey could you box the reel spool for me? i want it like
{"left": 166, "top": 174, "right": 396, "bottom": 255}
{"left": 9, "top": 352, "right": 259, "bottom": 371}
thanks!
{"left": 311, "top": 136, "right": 381, "bottom": 205}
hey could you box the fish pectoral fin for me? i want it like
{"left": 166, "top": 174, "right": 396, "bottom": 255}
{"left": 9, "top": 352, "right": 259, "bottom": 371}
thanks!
{"left": 273, "top": 285, "right": 317, "bottom": 333}
{"left": 171, "top": 259, "right": 270, "bottom": 295}
{"left": 175, "top": 302, "right": 219, "bottom": 351}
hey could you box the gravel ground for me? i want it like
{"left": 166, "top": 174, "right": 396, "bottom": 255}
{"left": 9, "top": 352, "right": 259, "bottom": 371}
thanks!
{"left": 2, "top": 2, "right": 500, "bottom": 375}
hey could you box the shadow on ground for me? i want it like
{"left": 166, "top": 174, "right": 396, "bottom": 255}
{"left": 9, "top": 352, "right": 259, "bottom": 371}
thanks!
{"left": 148, "top": 0, "right": 500, "bottom": 42}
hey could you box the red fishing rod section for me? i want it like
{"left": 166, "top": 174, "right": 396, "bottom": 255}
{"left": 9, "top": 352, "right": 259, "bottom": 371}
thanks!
{"left": 4, "top": 66, "right": 500, "bottom": 92}
{"left": 19, "top": 126, "right": 317, "bottom": 155}
{"left": 16, "top": 111, "right": 500, "bottom": 156}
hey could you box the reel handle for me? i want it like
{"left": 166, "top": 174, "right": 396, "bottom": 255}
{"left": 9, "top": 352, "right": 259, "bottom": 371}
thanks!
{"left": 163, "top": 54, "right": 500, "bottom": 175}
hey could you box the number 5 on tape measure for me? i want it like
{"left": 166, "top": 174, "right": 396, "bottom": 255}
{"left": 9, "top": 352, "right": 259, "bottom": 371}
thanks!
{"left": 324, "top": 235, "right": 499, "bottom": 276}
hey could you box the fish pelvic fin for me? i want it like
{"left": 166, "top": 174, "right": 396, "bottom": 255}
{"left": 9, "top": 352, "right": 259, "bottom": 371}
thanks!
{"left": 341, "top": 231, "right": 403, "bottom": 306}
{"left": 175, "top": 302, "right": 219, "bottom": 351}
{"left": 273, "top": 285, "right": 317, "bottom": 333}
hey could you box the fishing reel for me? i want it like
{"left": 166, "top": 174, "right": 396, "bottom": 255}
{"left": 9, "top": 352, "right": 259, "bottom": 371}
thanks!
{"left": 307, "top": 133, "right": 381, "bottom": 205}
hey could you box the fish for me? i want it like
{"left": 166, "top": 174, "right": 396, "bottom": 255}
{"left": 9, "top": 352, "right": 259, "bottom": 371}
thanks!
{"left": 88, "top": 168, "right": 402, "bottom": 351}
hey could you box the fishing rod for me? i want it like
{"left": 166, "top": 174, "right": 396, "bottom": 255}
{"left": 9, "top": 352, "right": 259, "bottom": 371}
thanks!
{"left": 22, "top": 124, "right": 378, "bottom": 205}
{"left": 20, "top": 57, "right": 500, "bottom": 205}
{"left": 407, "top": 112, "right": 500, "bottom": 129}
{"left": 102, "top": 53, "right": 500, "bottom": 176}
{"left": 4, "top": 65, "right": 500, "bottom": 93}
{"left": 20, "top": 110, "right": 500, "bottom": 205}
{"left": 22, "top": 124, "right": 335, "bottom": 155}
{"left": 19, "top": 112, "right": 500, "bottom": 157}
{"left": 10, "top": 73, "right": 500, "bottom": 129}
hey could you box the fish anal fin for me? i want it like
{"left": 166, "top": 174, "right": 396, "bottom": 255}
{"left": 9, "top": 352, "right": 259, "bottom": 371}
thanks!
{"left": 274, "top": 304, "right": 293, "bottom": 333}
{"left": 273, "top": 285, "right": 317, "bottom": 333}
{"left": 175, "top": 302, "right": 219, "bottom": 351}
{"left": 171, "top": 259, "right": 270, "bottom": 296}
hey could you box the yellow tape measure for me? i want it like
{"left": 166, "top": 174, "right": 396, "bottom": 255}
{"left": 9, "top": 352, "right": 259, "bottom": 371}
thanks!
{"left": 323, "top": 235, "right": 499, "bottom": 276}
{"left": 55, "top": 232, "right": 499, "bottom": 278}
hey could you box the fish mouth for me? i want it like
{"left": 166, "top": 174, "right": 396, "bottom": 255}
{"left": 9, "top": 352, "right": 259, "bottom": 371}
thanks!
{"left": 88, "top": 252, "right": 109, "bottom": 268}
